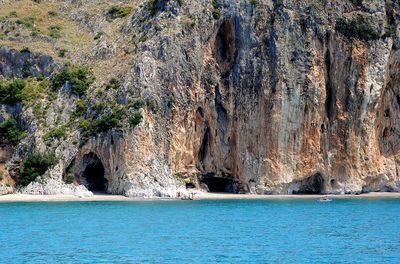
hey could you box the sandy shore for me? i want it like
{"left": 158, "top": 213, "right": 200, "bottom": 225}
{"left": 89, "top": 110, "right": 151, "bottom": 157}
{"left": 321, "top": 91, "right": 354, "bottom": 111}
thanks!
{"left": 0, "top": 192, "right": 399, "bottom": 202}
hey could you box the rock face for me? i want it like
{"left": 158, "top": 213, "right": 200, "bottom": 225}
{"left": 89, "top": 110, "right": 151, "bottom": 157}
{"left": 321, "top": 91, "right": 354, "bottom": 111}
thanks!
{"left": 0, "top": 46, "right": 56, "bottom": 79}
{"left": 0, "top": 0, "right": 399, "bottom": 196}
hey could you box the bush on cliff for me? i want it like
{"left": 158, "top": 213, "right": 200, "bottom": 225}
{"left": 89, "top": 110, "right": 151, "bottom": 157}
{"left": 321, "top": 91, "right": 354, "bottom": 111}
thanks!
{"left": 51, "top": 64, "right": 94, "bottom": 96}
{"left": 73, "top": 99, "right": 87, "bottom": 117}
{"left": 19, "top": 153, "right": 57, "bottom": 187}
{"left": 0, "top": 79, "right": 26, "bottom": 104}
{"left": 335, "top": 17, "right": 380, "bottom": 41}
{"left": 211, "top": 0, "right": 221, "bottom": 19}
{"left": 148, "top": 0, "right": 160, "bottom": 16}
{"left": 79, "top": 107, "right": 125, "bottom": 141}
{"left": 43, "top": 125, "right": 68, "bottom": 141}
{"left": 48, "top": 25, "right": 62, "bottom": 39}
{"left": 0, "top": 118, "right": 25, "bottom": 146}
{"left": 94, "top": 109, "right": 124, "bottom": 133}
{"left": 65, "top": 173, "right": 75, "bottom": 184}
{"left": 108, "top": 5, "right": 133, "bottom": 19}
{"left": 351, "top": 0, "right": 363, "bottom": 6}
{"left": 105, "top": 78, "right": 120, "bottom": 90}
{"left": 129, "top": 99, "right": 145, "bottom": 110}
{"left": 129, "top": 112, "right": 143, "bottom": 128}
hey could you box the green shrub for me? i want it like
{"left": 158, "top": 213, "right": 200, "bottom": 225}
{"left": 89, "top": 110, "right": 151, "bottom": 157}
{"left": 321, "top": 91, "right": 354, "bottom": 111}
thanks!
{"left": 382, "top": 26, "right": 394, "bottom": 39}
{"left": 0, "top": 118, "right": 25, "bottom": 146}
{"left": 74, "top": 99, "right": 87, "bottom": 117}
{"left": 22, "top": 61, "right": 32, "bottom": 78}
{"left": 335, "top": 17, "right": 380, "bottom": 41}
{"left": 351, "top": 0, "right": 363, "bottom": 6}
{"left": 212, "top": 10, "right": 221, "bottom": 19}
{"left": 299, "top": 16, "right": 308, "bottom": 33}
{"left": 94, "top": 109, "right": 124, "bottom": 133}
{"left": 19, "top": 153, "right": 57, "bottom": 186}
{"left": 18, "top": 79, "right": 48, "bottom": 103}
{"left": 130, "top": 99, "right": 145, "bottom": 110}
{"left": 43, "top": 125, "right": 68, "bottom": 141}
{"left": 94, "top": 31, "right": 104, "bottom": 40}
{"left": 0, "top": 79, "right": 26, "bottom": 104}
{"left": 48, "top": 11, "right": 58, "bottom": 17}
{"left": 174, "top": 172, "right": 184, "bottom": 180}
{"left": 92, "top": 101, "right": 112, "bottom": 114}
{"left": 58, "top": 49, "right": 67, "bottom": 58}
{"left": 146, "top": 98, "right": 158, "bottom": 113}
{"left": 108, "top": 5, "right": 133, "bottom": 19}
{"left": 212, "top": 0, "right": 221, "bottom": 19}
{"left": 139, "top": 35, "right": 147, "bottom": 42}
{"left": 30, "top": 29, "right": 40, "bottom": 37}
{"left": 167, "top": 95, "right": 175, "bottom": 108}
{"left": 105, "top": 78, "right": 120, "bottom": 90}
{"left": 48, "top": 25, "right": 62, "bottom": 38}
{"left": 148, "top": 0, "right": 159, "bottom": 16}
{"left": 16, "top": 16, "right": 35, "bottom": 28}
{"left": 212, "top": 0, "right": 219, "bottom": 9}
{"left": 129, "top": 112, "right": 143, "bottom": 128}
{"left": 138, "top": 15, "right": 146, "bottom": 23}
{"left": 9, "top": 11, "right": 18, "bottom": 17}
{"left": 79, "top": 119, "right": 92, "bottom": 135}
{"left": 36, "top": 74, "right": 45, "bottom": 81}
{"left": 51, "top": 64, "right": 94, "bottom": 96}
{"left": 79, "top": 108, "right": 125, "bottom": 139}
{"left": 65, "top": 173, "right": 75, "bottom": 184}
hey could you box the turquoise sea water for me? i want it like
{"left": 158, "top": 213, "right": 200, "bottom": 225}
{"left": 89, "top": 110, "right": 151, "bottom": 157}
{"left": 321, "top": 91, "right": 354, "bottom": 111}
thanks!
{"left": 0, "top": 198, "right": 399, "bottom": 263}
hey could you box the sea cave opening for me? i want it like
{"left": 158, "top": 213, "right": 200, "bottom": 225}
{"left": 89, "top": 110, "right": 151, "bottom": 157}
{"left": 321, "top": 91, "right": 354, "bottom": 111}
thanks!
{"left": 201, "top": 176, "right": 236, "bottom": 193}
{"left": 293, "top": 173, "right": 325, "bottom": 194}
{"left": 80, "top": 153, "right": 108, "bottom": 193}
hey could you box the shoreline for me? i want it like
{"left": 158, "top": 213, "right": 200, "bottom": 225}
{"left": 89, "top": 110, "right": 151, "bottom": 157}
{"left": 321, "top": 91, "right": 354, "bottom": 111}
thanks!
{"left": 0, "top": 192, "right": 400, "bottom": 202}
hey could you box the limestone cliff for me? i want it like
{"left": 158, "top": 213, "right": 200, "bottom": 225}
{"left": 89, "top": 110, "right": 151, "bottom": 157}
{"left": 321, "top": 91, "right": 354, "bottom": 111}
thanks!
{"left": 0, "top": 0, "right": 399, "bottom": 196}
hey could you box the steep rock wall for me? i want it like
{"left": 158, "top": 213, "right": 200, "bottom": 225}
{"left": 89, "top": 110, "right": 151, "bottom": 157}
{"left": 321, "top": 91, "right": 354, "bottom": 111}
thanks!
{"left": 164, "top": 0, "right": 400, "bottom": 194}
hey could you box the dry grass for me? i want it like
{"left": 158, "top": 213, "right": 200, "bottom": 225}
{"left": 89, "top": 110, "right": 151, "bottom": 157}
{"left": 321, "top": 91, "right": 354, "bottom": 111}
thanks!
{"left": 0, "top": 0, "right": 139, "bottom": 80}
{"left": 0, "top": 0, "right": 92, "bottom": 60}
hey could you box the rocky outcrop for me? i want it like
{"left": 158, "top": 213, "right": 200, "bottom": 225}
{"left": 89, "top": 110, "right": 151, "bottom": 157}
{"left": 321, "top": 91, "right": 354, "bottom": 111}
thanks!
{"left": 0, "top": 46, "right": 56, "bottom": 79}
{"left": 0, "top": 184, "right": 13, "bottom": 195}
{"left": 0, "top": 0, "right": 399, "bottom": 196}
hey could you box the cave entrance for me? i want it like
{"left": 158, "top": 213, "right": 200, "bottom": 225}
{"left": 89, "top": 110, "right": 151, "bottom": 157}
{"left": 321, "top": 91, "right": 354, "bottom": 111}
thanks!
{"left": 80, "top": 153, "right": 107, "bottom": 193}
{"left": 293, "top": 173, "right": 325, "bottom": 194}
{"left": 201, "top": 175, "right": 237, "bottom": 193}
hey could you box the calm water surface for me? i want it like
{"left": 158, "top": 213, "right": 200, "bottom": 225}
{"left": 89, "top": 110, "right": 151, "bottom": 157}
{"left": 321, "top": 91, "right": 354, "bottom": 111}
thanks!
{"left": 0, "top": 198, "right": 399, "bottom": 263}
